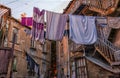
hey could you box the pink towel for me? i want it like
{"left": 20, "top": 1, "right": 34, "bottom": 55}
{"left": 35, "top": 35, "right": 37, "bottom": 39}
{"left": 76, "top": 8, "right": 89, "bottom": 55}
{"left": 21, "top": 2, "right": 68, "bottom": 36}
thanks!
{"left": 31, "top": 7, "right": 45, "bottom": 43}
{"left": 21, "top": 17, "right": 33, "bottom": 26}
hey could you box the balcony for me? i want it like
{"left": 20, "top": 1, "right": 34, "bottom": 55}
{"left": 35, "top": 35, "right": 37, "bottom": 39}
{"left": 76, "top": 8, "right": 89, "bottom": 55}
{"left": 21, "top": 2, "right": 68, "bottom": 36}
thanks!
{"left": 82, "top": 0, "right": 114, "bottom": 10}
{"left": 95, "top": 38, "right": 120, "bottom": 65}
{"left": 65, "top": 0, "right": 117, "bottom": 15}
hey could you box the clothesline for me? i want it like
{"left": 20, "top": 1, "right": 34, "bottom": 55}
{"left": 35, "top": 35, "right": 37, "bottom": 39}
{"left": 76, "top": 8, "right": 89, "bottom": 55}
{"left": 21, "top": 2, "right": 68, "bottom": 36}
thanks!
{"left": 28, "top": 7, "right": 120, "bottom": 45}
{"left": 21, "top": 9, "right": 119, "bottom": 28}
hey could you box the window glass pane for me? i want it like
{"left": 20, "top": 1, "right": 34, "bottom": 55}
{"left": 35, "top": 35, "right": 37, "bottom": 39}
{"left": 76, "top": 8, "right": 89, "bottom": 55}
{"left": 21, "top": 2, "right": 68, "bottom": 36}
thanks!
{"left": 13, "top": 57, "right": 17, "bottom": 72}
{"left": 12, "top": 28, "right": 18, "bottom": 43}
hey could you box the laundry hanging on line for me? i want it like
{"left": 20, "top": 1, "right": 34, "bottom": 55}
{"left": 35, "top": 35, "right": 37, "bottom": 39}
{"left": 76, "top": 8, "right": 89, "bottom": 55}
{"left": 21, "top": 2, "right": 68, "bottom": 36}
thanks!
{"left": 46, "top": 11, "right": 67, "bottom": 41}
{"left": 21, "top": 17, "right": 33, "bottom": 26}
{"left": 26, "top": 53, "right": 40, "bottom": 77}
{"left": 30, "top": 7, "right": 117, "bottom": 45}
{"left": 31, "top": 7, "right": 45, "bottom": 43}
{"left": 69, "top": 15, "right": 97, "bottom": 44}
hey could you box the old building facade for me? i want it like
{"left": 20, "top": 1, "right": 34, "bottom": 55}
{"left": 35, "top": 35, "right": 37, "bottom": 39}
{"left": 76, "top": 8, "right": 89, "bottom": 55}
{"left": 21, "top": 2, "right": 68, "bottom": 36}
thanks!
{"left": 0, "top": 4, "right": 11, "bottom": 47}
{"left": 0, "top": 4, "right": 12, "bottom": 78}
{"left": 56, "top": 0, "right": 120, "bottom": 78}
{"left": 0, "top": 4, "right": 51, "bottom": 78}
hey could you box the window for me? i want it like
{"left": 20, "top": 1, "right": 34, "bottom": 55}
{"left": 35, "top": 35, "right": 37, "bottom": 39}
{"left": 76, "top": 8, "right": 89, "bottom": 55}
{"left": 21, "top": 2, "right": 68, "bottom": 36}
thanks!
{"left": 30, "top": 38, "right": 36, "bottom": 55}
{"left": 75, "top": 57, "right": 88, "bottom": 78}
{"left": 4, "top": 20, "right": 9, "bottom": 47}
{"left": 12, "top": 56, "right": 17, "bottom": 72}
{"left": 12, "top": 28, "right": 18, "bottom": 43}
{"left": 30, "top": 38, "right": 35, "bottom": 48}
{"left": 43, "top": 42, "right": 47, "bottom": 52}
{"left": 71, "top": 62, "right": 76, "bottom": 78}
{"left": 0, "top": 29, "right": 3, "bottom": 46}
{"left": 42, "top": 61, "right": 46, "bottom": 75}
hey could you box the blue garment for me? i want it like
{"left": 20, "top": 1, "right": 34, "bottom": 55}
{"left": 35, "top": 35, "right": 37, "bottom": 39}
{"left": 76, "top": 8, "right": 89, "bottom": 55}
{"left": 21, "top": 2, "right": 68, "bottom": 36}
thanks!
{"left": 69, "top": 15, "right": 97, "bottom": 44}
{"left": 26, "top": 53, "right": 40, "bottom": 77}
{"left": 26, "top": 54, "right": 35, "bottom": 70}
{"left": 34, "top": 63, "right": 40, "bottom": 76}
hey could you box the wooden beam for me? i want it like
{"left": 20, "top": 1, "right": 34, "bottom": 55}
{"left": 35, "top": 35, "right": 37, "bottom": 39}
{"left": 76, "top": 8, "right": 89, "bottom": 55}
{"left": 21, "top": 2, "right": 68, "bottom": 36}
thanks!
{"left": 6, "top": 33, "right": 16, "bottom": 78}
{"left": 95, "top": 47, "right": 112, "bottom": 65}
{"left": 88, "top": 0, "right": 119, "bottom": 16}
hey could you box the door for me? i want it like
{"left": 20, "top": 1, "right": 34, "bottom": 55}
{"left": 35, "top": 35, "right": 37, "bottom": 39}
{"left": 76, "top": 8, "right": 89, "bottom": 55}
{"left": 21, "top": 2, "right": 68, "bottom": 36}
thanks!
{"left": 75, "top": 57, "right": 88, "bottom": 78}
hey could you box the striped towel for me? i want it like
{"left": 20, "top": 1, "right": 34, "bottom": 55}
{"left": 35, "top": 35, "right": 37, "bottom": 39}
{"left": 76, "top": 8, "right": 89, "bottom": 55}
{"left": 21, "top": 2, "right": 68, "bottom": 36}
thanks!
{"left": 46, "top": 11, "right": 67, "bottom": 41}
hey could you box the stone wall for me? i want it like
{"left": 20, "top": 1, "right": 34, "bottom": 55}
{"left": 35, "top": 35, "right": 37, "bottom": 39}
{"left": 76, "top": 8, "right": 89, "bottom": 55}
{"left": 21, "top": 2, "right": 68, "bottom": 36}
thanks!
{"left": 7, "top": 17, "right": 48, "bottom": 77}
{"left": 87, "top": 60, "right": 113, "bottom": 78}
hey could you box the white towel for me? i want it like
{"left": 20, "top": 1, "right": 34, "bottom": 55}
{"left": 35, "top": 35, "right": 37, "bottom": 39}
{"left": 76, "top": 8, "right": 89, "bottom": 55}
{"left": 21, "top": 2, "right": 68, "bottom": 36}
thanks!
{"left": 69, "top": 15, "right": 97, "bottom": 44}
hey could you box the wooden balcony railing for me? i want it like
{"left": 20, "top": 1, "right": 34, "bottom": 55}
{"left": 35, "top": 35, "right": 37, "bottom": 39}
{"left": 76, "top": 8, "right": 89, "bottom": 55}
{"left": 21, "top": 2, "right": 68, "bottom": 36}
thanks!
{"left": 88, "top": 0, "right": 119, "bottom": 15}
{"left": 82, "top": 0, "right": 114, "bottom": 10}
{"left": 95, "top": 38, "right": 120, "bottom": 65}
{"left": 66, "top": 0, "right": 119, "bottom": 15}
{"left": 102, "top": 26, "right": 112, "bottom": 39}
{"left": 96, "top": 18, "right": 112, "bottom": 39}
